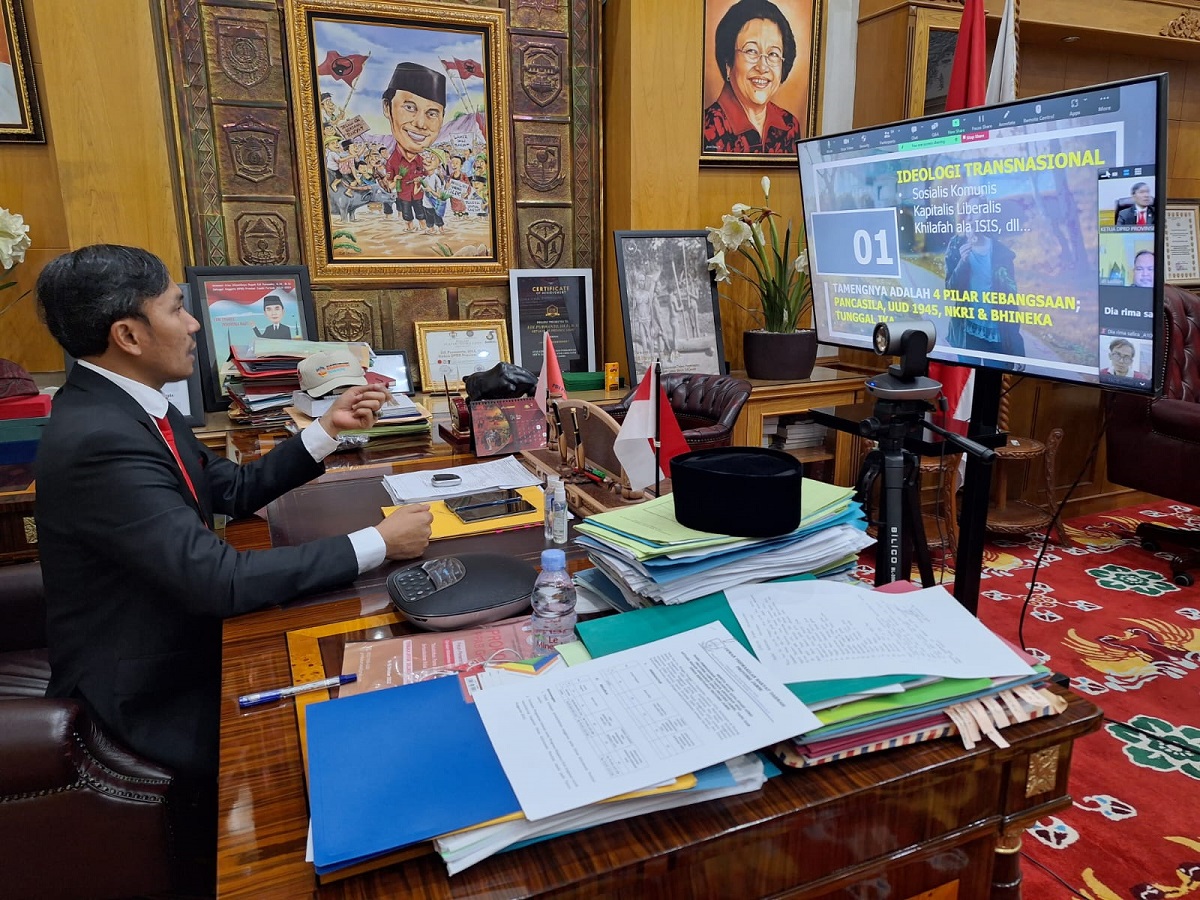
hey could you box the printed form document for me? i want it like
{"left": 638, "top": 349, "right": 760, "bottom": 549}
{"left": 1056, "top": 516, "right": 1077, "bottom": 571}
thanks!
{"left": 724, "top": 582, "right": 1036, "bottom": 683}
{"left": 473, "top": 622, "right": 820, "bottom": 820}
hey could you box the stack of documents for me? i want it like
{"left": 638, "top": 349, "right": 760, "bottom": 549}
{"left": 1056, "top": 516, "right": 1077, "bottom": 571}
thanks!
{"left": 225, "top": 340, "right": 375, "bottom": 425}
{"left": 381, "top": 456, "right": 542, "bottom": 505}
{"left": 574, "top": 479, "right": 874, "bottom": 607}
{"left": 576, "top": 581, "right": 1060, "bottom": 769}
{"left": 305, "top": 622, "right": 818, "bottom": 877}
{"left": 434, "top": 754, "right": 772, "bottom": 875}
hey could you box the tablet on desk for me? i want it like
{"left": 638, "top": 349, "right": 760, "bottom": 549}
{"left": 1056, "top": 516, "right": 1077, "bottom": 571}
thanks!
{"left": 368, "top": 349, "right": 413, "bottom": 395}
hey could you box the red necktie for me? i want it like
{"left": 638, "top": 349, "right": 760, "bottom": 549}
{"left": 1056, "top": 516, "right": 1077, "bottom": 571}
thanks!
{"left": 154, "top": 415, "right": 200, "bottom": 507}
{"left": 1137, "top": 209, "right": 1146, "bottom": 225}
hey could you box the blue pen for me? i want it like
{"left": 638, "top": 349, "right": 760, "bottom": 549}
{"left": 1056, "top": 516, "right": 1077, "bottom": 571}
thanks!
{"left": 237, "top": 674, "right": 356, "bottom": 708}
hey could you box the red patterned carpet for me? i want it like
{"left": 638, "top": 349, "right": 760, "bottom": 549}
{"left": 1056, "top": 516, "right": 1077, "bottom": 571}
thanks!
{"left": 856, "top": 500, "right": 1200, "bottom": 899}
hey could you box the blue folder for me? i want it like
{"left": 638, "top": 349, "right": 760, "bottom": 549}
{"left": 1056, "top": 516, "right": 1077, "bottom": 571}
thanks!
{"left": 306, "top": 674, "right": 520, "bottom": 872}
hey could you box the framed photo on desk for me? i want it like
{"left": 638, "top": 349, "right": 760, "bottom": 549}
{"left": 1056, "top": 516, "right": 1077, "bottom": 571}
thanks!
{"left": 614, "top": 230, "right": 725, "bottom": 384}
{"left": 507, "top": 268, "right": 595, "bottom": 374}
{"left": 414, "top": 319, "right": 510, "bottom": 392}
{"left": 185, "top": 265, "right": 317, "bottom": 412}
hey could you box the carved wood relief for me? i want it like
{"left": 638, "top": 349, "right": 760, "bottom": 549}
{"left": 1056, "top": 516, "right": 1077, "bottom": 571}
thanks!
{"left": 1161, "top": 10, "right": 1200, "bottom": 40}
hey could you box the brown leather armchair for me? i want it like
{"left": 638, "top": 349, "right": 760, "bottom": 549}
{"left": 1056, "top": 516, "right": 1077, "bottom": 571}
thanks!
{"left": 1106, "top": 284, "right": 1200, "bottom": 586}
{"left": 609, "top": 372, "right": 753, "bottom": 450}
{"left": 0, "top": 562, "right": 175, "bottom": 900}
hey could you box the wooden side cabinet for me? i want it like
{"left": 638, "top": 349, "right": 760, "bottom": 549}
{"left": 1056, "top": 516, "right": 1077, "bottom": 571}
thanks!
{"left": 731, "top": 365, "right": 872, "bottom": 486}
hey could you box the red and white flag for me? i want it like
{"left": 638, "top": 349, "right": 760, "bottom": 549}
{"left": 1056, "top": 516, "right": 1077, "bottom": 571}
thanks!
{"left": 533, "top": 331, "right": 566, "bottom": 414}
{"left": 613, "top": 366, "right": 689, "bottom": 492}
{"left": 928, "top": 0, "right": 995, "bottom": 435}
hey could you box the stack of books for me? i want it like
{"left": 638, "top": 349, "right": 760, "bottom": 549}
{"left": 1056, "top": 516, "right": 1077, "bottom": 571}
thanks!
{"left": 285, "top": 392, "right": 434, "bottom": 456}
{"left": 770, "top": 415, "right": 827, "bottom": 451}
{"left": 225, "top": 339, "right": 377, "bottom": 426}
{"left": 572, "top": 479, "right": 874, "bottom": 608}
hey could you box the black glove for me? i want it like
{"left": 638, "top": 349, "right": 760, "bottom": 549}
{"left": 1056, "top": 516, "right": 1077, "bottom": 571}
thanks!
{"left": 463, "top": 362, "right": 537, "bottom": 401}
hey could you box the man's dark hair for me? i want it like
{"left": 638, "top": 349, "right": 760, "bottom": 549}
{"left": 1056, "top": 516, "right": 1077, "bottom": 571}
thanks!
{"left": 36, "top": 245, "right": 171, "bottom": 359}
{"left": 1130, "top": 181, "right": 1149, "bottom": 195}
{"left": 714, "top": 0, "right": 797, "bottom": 82}
{"left": 1108, "top": 337, "right": 1134, "bottom": 354}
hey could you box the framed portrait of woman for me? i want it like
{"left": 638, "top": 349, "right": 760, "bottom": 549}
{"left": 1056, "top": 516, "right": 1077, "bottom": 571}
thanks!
{"left": 700, "top": 0, "right": 822, "bottom": 166}
{"left": 0, "top": 0, "right": 43, "bottom": 143}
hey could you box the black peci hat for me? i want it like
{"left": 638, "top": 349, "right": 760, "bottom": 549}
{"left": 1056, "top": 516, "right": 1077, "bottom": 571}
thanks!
{"left": 671, "top": 447, "right": 803, "bottom": 537}
{"left": 383, "top": 62, "right": 447, "bottom": 108}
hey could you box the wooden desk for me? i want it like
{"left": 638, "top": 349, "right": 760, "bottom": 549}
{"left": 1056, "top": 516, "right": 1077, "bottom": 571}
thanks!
{"left": 219, "top": 482, "right": 1101, "bottom": 899}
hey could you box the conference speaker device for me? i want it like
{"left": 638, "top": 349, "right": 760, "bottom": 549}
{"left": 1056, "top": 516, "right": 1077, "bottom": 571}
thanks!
{"left": 387, "top": 552, "right": 538, "bottom": 631}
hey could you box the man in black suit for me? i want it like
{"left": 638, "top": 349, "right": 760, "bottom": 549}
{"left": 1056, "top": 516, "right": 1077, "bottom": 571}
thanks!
{"left": 1116, "top": 182, "right": 1155, "bottom": 226}
{"left": 34, "top": 245, "right": 433, "bottom": 891}
{"left": 252, "top": 293, "right": 292, "bottom": 339}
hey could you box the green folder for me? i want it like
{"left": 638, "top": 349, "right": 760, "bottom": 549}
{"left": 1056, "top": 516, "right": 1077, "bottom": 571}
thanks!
{"left": 576, "top": 576, "right": 922, "bottom": 707}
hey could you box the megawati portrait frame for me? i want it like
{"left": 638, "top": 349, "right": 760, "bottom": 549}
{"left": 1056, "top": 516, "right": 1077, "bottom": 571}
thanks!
{"left": 700, "top": 0, "right": 822, "bottom": 166}
{"left": 414, "top": 319, "right": 510, "bottom": 393}
{"left": 185, "top": 265, "right": 318, "bottom": 411}
{"left": 0, "top": 0, "right": 43, "bottom": 143}
{"left": 284, "top": 0, "right": 514, "bottom": 283}
{"left": 614, "top": 231, "right": 725, "bottom": 385}
{"left": 508, "top": 268, "right": 595, "bottom": 375}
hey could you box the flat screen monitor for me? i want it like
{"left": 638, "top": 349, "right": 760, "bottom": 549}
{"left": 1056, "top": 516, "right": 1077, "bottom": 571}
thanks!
{"left": 796, "top": 74, "right": 1167, "bottom": 395}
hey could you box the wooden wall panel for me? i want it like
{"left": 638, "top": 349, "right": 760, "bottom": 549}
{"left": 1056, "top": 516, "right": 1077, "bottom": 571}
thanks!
{"left": 601, "top": 0, "right": 807, "bottom": 376}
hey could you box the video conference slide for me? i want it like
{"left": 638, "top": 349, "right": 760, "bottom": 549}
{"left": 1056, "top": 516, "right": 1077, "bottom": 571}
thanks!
{"left": 798, "top": 78, "right": 1161, "bottom": 390}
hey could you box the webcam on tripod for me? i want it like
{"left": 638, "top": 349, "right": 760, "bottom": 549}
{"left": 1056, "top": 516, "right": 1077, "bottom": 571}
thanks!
{"left": 865, "top": 320, "right": 942, "bottom": 402}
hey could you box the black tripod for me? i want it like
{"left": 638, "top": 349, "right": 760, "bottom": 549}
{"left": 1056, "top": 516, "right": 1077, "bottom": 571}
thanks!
{"left": 854, "top": 398, "right": 937, "bottom": 587}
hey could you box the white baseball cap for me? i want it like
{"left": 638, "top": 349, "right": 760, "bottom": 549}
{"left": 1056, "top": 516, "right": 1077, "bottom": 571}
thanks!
{"left": 297, "top": 348, "right": 368, "bottom": 397}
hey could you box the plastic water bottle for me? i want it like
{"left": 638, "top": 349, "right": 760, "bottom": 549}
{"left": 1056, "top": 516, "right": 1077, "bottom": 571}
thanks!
{"left": 530, "top": 549, "right": 577, "bottom": 653}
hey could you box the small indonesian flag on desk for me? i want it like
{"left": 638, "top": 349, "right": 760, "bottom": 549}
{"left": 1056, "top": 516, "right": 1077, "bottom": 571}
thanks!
{"left": 613, "top": 365, "right": 689, "bottom": 491}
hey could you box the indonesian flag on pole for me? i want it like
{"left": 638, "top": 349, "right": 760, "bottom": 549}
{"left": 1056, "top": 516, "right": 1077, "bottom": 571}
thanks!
{"left": 614, "top": 366, "right": 689, "bottom": 492}
{"left": 533, "top": 331, "right": 566, "bottom": 414}
{"left": 928, "top": 0, "right": 990, "bottom": 436}
{"left": 986, "top": 0, "right": 1018, "bottom": 106}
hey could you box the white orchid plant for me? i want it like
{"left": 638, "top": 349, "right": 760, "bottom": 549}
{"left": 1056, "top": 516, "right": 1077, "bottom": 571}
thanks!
{"left": 706, "top": 176, "right": 812, "bottom": 334}
{"left": 0, "top": 207, "right": 32, "bottom": 305}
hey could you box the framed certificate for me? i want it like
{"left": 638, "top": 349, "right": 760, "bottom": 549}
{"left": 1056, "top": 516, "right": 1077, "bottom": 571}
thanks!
{"left": 507, "top": 268, "right": 595, "bottom": 374}
{"left": 1164, "top": 201, "right": 1200, "bottom": 285}
{"left": 414, "top": 320, "right": 510, "bottom": 392}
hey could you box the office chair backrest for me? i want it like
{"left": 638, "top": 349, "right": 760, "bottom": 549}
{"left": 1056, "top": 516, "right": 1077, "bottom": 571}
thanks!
{"left": 1162, "top": 285, "right": 1200, "bottom": 403}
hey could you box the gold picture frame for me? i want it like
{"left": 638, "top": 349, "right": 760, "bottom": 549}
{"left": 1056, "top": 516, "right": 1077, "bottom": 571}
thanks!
{"left": 699, "top": 0, "right": 822, "bottom": 166}
{"left": 283, "top": 0, "right": 514, "bottom": 283}
{"left": 414, "top": 319, "right": 511, "bottom": 392}
{"left": 1164, "top": 200, "right": 1200, "bottom": 286}
{"left": 0, "top": 0, "right": 43, "bottom": 143}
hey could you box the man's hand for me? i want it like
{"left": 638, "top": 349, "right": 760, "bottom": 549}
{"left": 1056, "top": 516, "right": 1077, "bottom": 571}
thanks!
{"left": 376, "top": 504, "right": 433, "bottom": 560}
{"left": 318, "top": 385, "right": 389, "bottom": 437}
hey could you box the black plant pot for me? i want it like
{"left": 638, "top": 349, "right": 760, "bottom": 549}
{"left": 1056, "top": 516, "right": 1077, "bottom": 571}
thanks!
{"left": 743, "top": 329, "right": 818, "bottom": 380}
